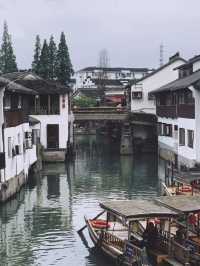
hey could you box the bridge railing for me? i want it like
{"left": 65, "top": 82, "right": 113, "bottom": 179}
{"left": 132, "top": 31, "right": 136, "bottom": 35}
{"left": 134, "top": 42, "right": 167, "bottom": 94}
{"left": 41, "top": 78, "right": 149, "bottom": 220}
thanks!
{"left": 73, "top": 107, "right": 128, "bottom": 113}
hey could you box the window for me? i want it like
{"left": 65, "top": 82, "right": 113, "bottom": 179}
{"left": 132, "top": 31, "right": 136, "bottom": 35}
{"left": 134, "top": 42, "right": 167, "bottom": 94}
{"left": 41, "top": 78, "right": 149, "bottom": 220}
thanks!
{"left": 164, "top": 124, "right": 172, "bottom": 137}
{"left": 157, "top": 123, "right": 162, "bottom": 136}
{"left": 188, "top": 130, "right": 194, "bottom": 148}
{"left": 18, "top": 95, "right": 22, "bottom": 109}
{"left": 174, "top": 125, "right": 178, "bottom": 131}
{"left": 179, "top": 128, "right": 185, "bottom": 146}
{"left": 172, "top": 93, "right": 177, "bottom": 105}
{"left": 32, "top": 129, "right": 40, "bottom": 145}
{"left": 25, "top": 132, "right": 33, "bottom": 149}
{"left": 8, "top": 137, "right": 12, "bottom": 157}
{"left": 148, "top": 92, "right": 155, "bottom": 100}
{"left": 179, "top": 93, "right": 185, "bottom": 104}
{"left": 4, "top": 95, "right": 11, "bottom": 110}
{"left": 132, "top": 91, "right": 143, "bottom": 99}
{"left": 156, "top": 97, "right": 160, "bottom": 106}
{"left": 185, "top": 91, "right": 194, "bottom": 104}
{"left": 17, "top": 133, "right": 22, "bottom": 154}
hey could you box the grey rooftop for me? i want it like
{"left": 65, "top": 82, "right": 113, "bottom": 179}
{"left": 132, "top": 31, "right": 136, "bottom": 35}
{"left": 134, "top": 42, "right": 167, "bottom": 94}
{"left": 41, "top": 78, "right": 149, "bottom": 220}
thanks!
{"left": 100, "top": 199, "right": 178, "bottom": 220}
{"left": 155, "top": 195, "right": 200, "bottom": 214}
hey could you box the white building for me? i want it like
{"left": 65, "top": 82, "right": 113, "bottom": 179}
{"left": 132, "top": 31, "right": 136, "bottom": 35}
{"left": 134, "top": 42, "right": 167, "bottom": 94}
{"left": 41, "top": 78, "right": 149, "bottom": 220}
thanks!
{"left": 0, "top": 76, "right": 38, "bottom": 202}
{"left": 0, "top": 72, "right": 74, "bottom": 202}
{"left": 152, "top": 55, "right": 200, "bottom": 170}
{"left": 74, "top": 66, "right": 151, "bottom": 91}
{"left": 2, "top": 72, "right": 74, "bottom": 162}
{"left": 131, "top": 53, "right": 186, "bottom": 114}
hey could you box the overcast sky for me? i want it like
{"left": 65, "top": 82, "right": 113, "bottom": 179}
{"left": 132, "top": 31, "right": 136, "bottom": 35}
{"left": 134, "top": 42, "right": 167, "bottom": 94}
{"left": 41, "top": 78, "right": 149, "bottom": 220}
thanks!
{"left": 0, "top": 0, "right": 199, "bottom": 71}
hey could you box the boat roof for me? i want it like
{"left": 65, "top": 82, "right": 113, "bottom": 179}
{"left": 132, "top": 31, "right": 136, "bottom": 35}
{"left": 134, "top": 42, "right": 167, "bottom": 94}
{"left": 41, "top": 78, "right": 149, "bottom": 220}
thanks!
{"left": 155, "top": 196, "right": 200, "bottom": 214}
{"left": 100, "top": 199, "right": 178, "bottom": 220}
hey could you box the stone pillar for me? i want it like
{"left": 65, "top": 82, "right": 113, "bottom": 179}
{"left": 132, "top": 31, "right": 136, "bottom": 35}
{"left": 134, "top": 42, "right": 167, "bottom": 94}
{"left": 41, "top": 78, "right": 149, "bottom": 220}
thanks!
{"left": 120, "top": 123, "right": 133, "bottom": 155}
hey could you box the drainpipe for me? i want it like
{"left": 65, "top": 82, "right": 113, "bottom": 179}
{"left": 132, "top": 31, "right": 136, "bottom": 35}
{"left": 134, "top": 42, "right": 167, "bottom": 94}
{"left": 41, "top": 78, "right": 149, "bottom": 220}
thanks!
{"left": 1, "top": 87, "right": 6, "bottom": 183}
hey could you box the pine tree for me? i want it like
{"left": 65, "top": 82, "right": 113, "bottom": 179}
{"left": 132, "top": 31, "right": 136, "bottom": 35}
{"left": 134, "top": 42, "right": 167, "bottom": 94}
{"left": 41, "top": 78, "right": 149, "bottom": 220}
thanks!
{"left": 38, "top": 39, "right": 50, "bottom": 79}
{"left": 32, "top": 35, "right": 41, "bottom": 74}
{"left": 0, "top": 21, "right": 18, "bottom": 74}
{"left": 55, "top": 32, "right": 73, "bottom": 85}
{"left": 48, "top": 35, "right": 57, "bottom": 80}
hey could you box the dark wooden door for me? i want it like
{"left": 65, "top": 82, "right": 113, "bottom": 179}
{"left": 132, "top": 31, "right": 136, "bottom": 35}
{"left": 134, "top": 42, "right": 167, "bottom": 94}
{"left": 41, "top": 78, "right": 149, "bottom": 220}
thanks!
{"left": 47, "top": 124, "right": 59, "bottom": 149}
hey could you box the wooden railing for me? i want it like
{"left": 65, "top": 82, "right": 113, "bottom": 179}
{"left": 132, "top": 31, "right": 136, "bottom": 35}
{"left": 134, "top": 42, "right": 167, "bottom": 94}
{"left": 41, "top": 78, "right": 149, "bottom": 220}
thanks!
{"left": 5, "top": 110, "right": 28, "bottom": 127}
{"left": 171, "top": 240, "right": 190, "bottom": 264}
{"left": 30, "top": 106, "right": 60, "bottom": 115}
{"left": 178, "top": 104, "right": 195, "bottom": 119}
{"left": 157, "top": 104, "right": 195, "bottom": 119}
{"left": 157, "top": 105, "right": 177, "bottom": 118}
{"left": 101, "top": 231, "right": 147, "bottom": 264}
{"left": 101, "top": 231, "right": 125, "bottom": 251}
{"left": 156, "top": 231, "right": 171, "bottom": 253}
{"left": 73, "top": 107, "right": 127, "bottom": 113}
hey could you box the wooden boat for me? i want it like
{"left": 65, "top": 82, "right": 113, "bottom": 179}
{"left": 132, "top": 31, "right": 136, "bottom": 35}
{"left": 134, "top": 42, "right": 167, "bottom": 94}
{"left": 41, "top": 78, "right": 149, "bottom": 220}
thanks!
{"left": 155, "top": 195, "right": 200, "bottom": 265}
{"left": 161, "top": 169, "right": 200, "bottom": 196}
{"left": 83, "top": 199, "right": 181, "bottom": 266}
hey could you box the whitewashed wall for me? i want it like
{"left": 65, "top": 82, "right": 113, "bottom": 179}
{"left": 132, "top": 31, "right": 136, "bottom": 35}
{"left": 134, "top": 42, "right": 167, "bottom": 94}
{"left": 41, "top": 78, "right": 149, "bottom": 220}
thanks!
{"left": 158, "top": 117, "right": 178, "bottom": 153}
{"left": 194, "top": 87, "right": 200, "bottom": 162}
{"left": 193, "top": 61, "right": 200, "bottom": 72}
{"left": 30, "top": 93, "right": 69, "bottom": 150}
{"left": 131, "top": 59, "right": 186, "bottom": 114}
{"left": 4, "top": 123, "right": 37, "bottom": 181}
{"left": 0, "top": 88, "right": 5, "bottom": 181}
{"left": 158, "top": 115, "right": 196, "bottom": 165}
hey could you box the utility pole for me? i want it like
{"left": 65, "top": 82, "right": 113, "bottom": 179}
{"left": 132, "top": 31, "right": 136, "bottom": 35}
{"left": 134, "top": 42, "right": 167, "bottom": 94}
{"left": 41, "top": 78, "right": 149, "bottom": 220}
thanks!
{"left": 159, "top": 43, "right": 164, "bottom": 67}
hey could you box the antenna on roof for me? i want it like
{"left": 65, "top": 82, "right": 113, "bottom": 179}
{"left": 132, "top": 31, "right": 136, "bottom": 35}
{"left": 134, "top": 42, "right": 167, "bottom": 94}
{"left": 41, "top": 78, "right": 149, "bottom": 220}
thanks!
{"left": 159, "top": 43, "right": 164, "bottom": 67}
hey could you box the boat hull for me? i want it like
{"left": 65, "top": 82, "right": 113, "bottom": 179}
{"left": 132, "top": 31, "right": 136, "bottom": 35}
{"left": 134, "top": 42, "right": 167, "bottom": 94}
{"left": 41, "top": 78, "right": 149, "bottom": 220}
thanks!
{"left": 85, "top": 217, "right": 144, "bottom": 266}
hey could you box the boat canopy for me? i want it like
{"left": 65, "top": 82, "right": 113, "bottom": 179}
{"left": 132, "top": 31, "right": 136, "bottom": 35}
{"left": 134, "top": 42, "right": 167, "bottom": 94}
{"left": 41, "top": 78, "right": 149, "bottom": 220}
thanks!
{"left": 156, "top": 196, "right": 200, "bottom": 214}
{"left": 99, "top": 199, "right": 178, "bottom": 221}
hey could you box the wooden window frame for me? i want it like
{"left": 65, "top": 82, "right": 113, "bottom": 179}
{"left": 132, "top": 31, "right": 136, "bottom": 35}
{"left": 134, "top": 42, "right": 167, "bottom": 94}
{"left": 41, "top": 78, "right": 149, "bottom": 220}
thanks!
{"left": 179, "top": 128, "right": 185, "bottom": 146}
{"left": 132, "top": 91, "right": 143, "bottom": 99}
{"left": 187, "top": 130, "right": 194, "bottom": 148}
{"left": 8, "top": 137, "right": 12, "bottom": 158}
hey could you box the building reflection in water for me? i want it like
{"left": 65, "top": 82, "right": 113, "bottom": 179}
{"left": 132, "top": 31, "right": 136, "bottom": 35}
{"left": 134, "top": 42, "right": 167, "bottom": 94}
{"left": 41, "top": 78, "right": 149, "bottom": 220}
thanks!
{"left": 0, "top": 135, "right": 158, "bottom": 266}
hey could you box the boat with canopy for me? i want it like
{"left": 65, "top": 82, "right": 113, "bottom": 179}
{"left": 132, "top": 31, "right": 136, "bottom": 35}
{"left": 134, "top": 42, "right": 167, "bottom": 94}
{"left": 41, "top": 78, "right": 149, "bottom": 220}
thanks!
{"left": 155, "top": 195, "right": 200, "bottom": 265}
{"left": 82, "top": 199, "right": 179, "bottom": 265}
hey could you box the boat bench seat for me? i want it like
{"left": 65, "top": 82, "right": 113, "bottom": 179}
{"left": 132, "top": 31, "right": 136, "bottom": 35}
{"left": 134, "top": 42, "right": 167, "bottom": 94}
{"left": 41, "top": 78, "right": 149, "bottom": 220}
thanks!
{"left": 164, "top": 257, "right": 184, "bottom": 266}
{"left": 148, "top": 249, "right": 168, "bottom": 264}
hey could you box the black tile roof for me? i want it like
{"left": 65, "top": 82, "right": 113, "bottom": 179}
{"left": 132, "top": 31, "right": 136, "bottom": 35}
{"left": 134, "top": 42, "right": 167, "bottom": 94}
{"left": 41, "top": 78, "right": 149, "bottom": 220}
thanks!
{"left": 92, "top": 79, "right": 123, "bottom": 86}
{"left": 79, "top": 66, "right": 150, "bottom": 72}
{"left": 2, "top": 72, "right": 72, "bottom": 95}
{"left": 0, "top": 76, "right": 36, "bottom": 94}
{"left": 175, "top": 54, "right": 200, "bottom": 70}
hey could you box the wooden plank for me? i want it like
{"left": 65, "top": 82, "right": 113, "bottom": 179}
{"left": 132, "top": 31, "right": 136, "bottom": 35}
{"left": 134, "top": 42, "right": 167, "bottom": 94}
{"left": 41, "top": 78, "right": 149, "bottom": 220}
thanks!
{"left": 164, "top": 257, "right": 184, "bottom": 266}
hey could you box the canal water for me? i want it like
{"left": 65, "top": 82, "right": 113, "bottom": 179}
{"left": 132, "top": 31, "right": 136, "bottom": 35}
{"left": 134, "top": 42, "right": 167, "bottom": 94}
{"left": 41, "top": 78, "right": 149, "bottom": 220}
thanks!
{"left": 0, "top": 135, "right": 158, "bottom": 266}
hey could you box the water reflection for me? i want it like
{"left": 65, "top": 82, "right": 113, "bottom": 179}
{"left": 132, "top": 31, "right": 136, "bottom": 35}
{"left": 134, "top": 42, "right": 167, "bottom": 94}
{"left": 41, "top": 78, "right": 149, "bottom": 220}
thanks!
{"left": 0, "top": 135, "right": 158, "bottom": 266}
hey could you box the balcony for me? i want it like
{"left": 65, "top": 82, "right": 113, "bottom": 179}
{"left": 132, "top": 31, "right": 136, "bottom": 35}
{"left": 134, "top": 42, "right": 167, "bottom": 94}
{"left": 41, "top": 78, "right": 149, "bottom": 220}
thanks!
{"left": 157, "top": 105, "right": 177, "bottom": 118}
{"left": 177, "top": 104, "right": 195, "bottom": 119}
{"left": 5, "top": 110, "right": 28, "bottom": 127}
{"left": 157, "top": 104, "right": 195, "bottom": 119}
{"left": 30, "top": 106, "right": 60, "bottom": 115}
